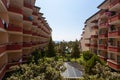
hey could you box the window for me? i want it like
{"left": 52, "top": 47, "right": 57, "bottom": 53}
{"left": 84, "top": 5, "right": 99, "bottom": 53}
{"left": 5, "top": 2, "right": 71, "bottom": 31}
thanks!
{"left": 97, "top": 50, "right": 101, "bottom": 55}
{"left": 117, "top": 55, "right": 120, "bottom": 64}
{"left": 109, "top": 25, "right": 116, "bottom": 32}
{"left": 108, "top": 38, "right": 114, "bottom": 46}
{"left": 117, "top": 41, "right": 120, "bottom": 47}
{"left": 109, "top": 53, "right": 115, "bottom": 60}
{"left": 110, "top": 11, "right": 116, "bottom": 16}
{"left": 99, "top": 39, "right": 102, "bottom": 44}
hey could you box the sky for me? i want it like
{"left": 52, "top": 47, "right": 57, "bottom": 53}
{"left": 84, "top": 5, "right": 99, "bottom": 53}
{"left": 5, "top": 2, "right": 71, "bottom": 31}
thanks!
{"left": 35, "top": 0, "right": 104, "bottom": 41}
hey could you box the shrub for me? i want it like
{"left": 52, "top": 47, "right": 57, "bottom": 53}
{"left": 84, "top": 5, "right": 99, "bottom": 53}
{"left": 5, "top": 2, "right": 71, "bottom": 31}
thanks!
{"left": 82, "top": 51, "right": 93, "bottom": 61}
{"left": 4, "top": 58, "right": 66, "bottom": 80}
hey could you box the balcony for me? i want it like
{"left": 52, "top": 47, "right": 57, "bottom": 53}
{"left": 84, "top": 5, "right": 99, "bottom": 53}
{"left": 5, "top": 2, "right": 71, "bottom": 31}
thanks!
{"left": 99, "top": 33, "right": 108, "bottom": 38}
{"left": 39, "top": 41, "right": 48, "bottom": 45}
{"left": 90, "top": 44, "right": 97, "bottom": 48}
{"left": 85, "top": 43, "right": 90, "bottom": 47}
{"left": 99, "top": 22, "right": 108, "bottom": 29}
{"left": 0, "top": 65, "right": 6, "bottom": 80}
{"left": 91, "top": 35, "right": 98, "bottom": 38}
{"left": 24, "top": 3, "right": 33, "bottom": 9}
{"left": 32, "top": 22, "right": 37, "bottom": 26}
{"left": 7, "top": 43, "right": 22, "bottom": 50}
{"left": 98, "top": 44, "right": 107, "bottom": 50}
{"left": 0, "top": 45, "right": 6, "bottom": 54}
{"left": 108, "top": 46, "right": 120, "bottom": 52}
{"left": 0, "top": 19, "right": 4, "bottom": 29}
{"left": 6, "top": 59, "right": 22, "bottom": 69}
{"left": 107, "top": 59, "right": 120, "bottom": 70}
{"left": 8, "top": 6, "right": 23, "bottom": 14}
{"left": 39, "top": 34, "right": 48, "bottom": 38}
{"left": 23, "top": 42, "right": 32, "bottom": 47}
{"left": 32, "top": 42, "right": 37, "bottom": 46}
{"left": 1, "top": 0, "right": 7, "bottom": 8}
{"left": 91, "top": 25, "right": 98, "bottom": 30}
{"left": 109, "top": 14, "right": 120, "bottom": 25}
{"left": 7, "top": 24, "right": 22, "bottom": 32}
{"left": 23, "top": 16, "right": 32, "bottom": 22}
{"left": 38, "top": 18, "right": 41, "bottom": 20}
{"left": 32, "top": 32, "right": 38, "bottom": 36}
{"left": 22, "top": 56, "right": 29, "bottom": 62}
{"left": 108, "top": 31, "right": 120, "bottom": 37}
{"left": 99, "top": 10, "right": 109, "bottom": 19}
{"left": 109, "top": 0, "right": 120, "bottom": 11}
{"left": 23, "top": 29, "right": 31, "bottom": 35}
{"left": 32, "top": 12, "right": 38, "bottom": 16}
{"left": 38, "top": 26, "right": 41, "bottom": 28}
{"left": 98, "top": 55, "right": 107, "bottom": 61}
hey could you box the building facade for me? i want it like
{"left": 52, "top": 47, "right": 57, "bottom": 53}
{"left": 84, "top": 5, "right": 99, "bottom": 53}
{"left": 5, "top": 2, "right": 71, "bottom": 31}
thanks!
{"left": 80, "top": 0, "right": 120, "bottom": 71}
{"left": 0, "top": 0, "right": 52, "bottom": 79}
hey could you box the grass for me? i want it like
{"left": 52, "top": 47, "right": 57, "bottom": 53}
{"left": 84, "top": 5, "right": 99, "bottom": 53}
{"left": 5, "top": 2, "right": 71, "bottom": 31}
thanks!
{"left": 71, "top": 54, "right": 84, "bottom": 64}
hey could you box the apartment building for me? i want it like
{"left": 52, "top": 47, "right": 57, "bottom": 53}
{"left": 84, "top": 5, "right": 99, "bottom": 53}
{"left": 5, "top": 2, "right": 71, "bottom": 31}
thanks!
{"left": 80, "top": 12, "right": 99, "bottom": 52}
{"left": 80, "top": 0, "right": 120, "bottom": 71}
{"left": 80, "top": 25, "right": 91, "bottom": 51}
{"left": 0, "top": 0, "right": 52, "bottom": 79}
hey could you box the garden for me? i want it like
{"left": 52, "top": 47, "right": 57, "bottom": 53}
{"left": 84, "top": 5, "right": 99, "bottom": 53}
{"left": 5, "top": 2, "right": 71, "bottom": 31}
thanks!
{"left": 3, "top": 38, "right": 120, "bottom": 80}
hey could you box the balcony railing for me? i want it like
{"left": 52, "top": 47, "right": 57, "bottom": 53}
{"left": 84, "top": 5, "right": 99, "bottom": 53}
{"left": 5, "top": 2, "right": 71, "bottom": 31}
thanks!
{"left": 91, "top": 26, "right": 98, "bottom": 30}
{"left": 39, "top": 34, "right": 48, "bottom": 38}
{"left": 0, "top": 44, "right": 6, "bottom": 54}
{"left": 99, "top": 33, "right": 108, "bottom": 38}
{"left": 32, "top": 22, "right": 37, "bottom": 26}
{"left": 7, "top": 43, "right": 22, "bottom": 50}
{"left": 91, "top": 35, "right": 98, "bottom": 38}
{"left": 39, "top": 41, "right": 48, "bottom": 45}
{"left": 23, "top": 42, "right": 32, "bottom": 47}
{"left": 108, "top": 31, "right": 120, "bottom": 37}
{"left": 6, "top": 59, "right": 22, "bottom": 69}
{"left": 99, "top": 10, "right": 109, "bottom": 19}
{"left": 38, "top": 26, "right": 41, "bottom": 28}
{"left": 38, "top": 18, "right": 41, "bottom": 20}
{"left": 23, "top": 29, "right": 31, "bottom": 35}
{"left": 42, "top": 28, "right": 50, "bottom": 35}
{"left": 99, "top": 22, "right": 109, "bottom": 28}
{"left": 32, "top": 42, "right": 37, "bottom": 46}
{"left": 85, "top": 43, "right": 90, "bottom": 47}
{"left": 32, "top": 12, "right": 38, "bottom": 16}
{"left": 109, "top": 14, "right": 120, "bottom": 24}
{"left": 23, "top": 16, "right": 32, "bottom": 22}
{"left": 108, "top": 46, "right": 120, "bottom": 52}
{"left": 0, "top": 18, "right": 4, "bottom": 29}
{"left": 2, "top": 0, "right": 7, "bottom": 8}
{"left": 107, "top": 59, "right": 120, "bottom": 70}
{"left": 22, "top": 55, "right": 30, "bottom": 62}
{"left": 98, "top": 55, "right": 107, "bottom": 61}
{"left": 8, "top": 6, "right": 23, "bottom": 14}
{"left": 90, "top": 44, "right": 97, "bottom": 48}
{"left": 99, "top": 44, "right": 107, "bottom": 50}
{"left": 109, "top": 0, "right": 120, "bottom": 9}
{"left": 24, "top": 3, "right": 33, "bottom": 9}
{"left": 7, "top": 24, "right": 22, "bottom": 32}
{"left": 0, "top": 65, "right": 6, "bottom": 80}
{"left": 32, "top": 32, "right": 38, "bottom": 36}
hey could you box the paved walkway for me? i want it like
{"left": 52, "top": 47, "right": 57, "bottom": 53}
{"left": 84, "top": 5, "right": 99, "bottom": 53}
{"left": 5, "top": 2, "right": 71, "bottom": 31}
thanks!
{"left": 61, "top": 62, "right": 83, "bottom": 79}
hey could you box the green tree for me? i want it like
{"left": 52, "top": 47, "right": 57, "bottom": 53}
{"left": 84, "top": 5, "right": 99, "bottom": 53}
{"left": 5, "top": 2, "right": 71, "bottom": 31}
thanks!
{"left": 28, "top": 49, "right": 41, "bottom": 64}
{"left": 82, "top": 51, "right": 93, "bottom": 61}
{"left": 4, "top": 58, "right": 66, "bottom": 80}
{"left": 82, "top": 51, "right": 104, "bottom": 74}
{"left": 71, "top": 40, "right": 80, "bottom": 58}
{"left": 46, "top": 37, "right": 56, "bottom": 57}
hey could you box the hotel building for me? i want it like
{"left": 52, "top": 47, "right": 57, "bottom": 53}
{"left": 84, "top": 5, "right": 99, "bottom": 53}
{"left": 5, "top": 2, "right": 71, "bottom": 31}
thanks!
{"left": 0, "top": 0, "right": 52, "bottom": 79}
{"left": 80, "top": 0, "right": 120, "bottom": 71}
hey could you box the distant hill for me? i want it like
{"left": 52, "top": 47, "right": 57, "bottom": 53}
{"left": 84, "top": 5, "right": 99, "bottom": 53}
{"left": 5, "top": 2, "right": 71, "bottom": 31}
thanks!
{"left": 54, "top": 41, "right": 61, "bottom": 43}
